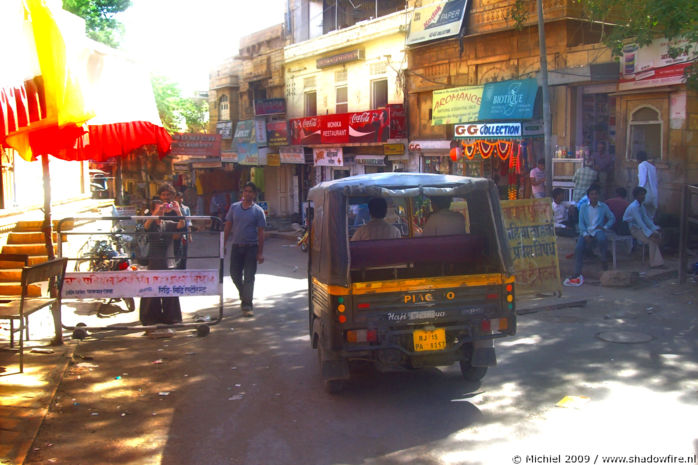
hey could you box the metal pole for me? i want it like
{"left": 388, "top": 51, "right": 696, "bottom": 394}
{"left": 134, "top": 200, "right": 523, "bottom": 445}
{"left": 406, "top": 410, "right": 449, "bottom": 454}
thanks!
{"left": 537, "top": 0, "right": 553, "bottom": 197}
{"left": 678, "top": 184, "right": 688, "bottom": 284}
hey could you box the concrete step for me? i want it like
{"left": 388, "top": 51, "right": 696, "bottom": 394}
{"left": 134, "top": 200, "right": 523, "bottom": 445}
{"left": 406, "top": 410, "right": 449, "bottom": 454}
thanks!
{"left": 0, "top": 256, "right": 50, "bottom": 269}
{"left": 14, "top": 219, "right": 75, "bottom": 232}
{"left": 0, "top": 282, "right": 41, "bottom": 297}
{"left": 1, "top": 244, "right": 57, "bottom": 256}
{"left": 0, "top": 269, "right": 23, "bottom": 281}
{"left": 7, "top": 231, "right": 64, "bottom": 244}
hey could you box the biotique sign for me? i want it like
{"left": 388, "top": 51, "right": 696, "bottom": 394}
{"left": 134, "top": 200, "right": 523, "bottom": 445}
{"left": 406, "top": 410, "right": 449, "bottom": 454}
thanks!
{"left": 454, "top": 122, "right": 522, "bottom": 138}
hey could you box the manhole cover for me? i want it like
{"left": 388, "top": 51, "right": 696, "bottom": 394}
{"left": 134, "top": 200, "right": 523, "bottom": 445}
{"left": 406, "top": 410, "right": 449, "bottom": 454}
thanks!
{"left": 596, "top": 331, "right": 654, "bottom": 344}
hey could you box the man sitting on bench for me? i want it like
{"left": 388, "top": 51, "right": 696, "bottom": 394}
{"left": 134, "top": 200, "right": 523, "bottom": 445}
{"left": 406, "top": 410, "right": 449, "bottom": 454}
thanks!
{"left": 351, "top": 198, "right": 402, "bottom": 241}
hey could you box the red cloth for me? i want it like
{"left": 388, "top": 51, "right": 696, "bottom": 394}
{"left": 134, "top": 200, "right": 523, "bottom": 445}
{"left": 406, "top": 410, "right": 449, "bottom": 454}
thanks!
{"left": 56, "top": 121, "right": 171, "bottom": 161}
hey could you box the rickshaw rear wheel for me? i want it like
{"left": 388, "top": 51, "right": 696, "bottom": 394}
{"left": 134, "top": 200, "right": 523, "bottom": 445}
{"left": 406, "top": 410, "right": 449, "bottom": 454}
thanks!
{"left": 459, "top": 361, "right": 488, "bottom": 381}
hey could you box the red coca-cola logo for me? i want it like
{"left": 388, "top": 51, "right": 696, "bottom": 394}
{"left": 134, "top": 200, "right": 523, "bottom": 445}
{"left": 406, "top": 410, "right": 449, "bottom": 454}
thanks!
{"left": 350, "top": 112, "right": 372, "bottom": 124}
{"left": 302, "top": 118, "right": 318, "bottom": 128}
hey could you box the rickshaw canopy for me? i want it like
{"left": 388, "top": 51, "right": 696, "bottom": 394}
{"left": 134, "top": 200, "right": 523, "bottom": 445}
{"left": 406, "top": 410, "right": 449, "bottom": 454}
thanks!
{"left": 307, "top": 172, "right": 514, "bottom": 286}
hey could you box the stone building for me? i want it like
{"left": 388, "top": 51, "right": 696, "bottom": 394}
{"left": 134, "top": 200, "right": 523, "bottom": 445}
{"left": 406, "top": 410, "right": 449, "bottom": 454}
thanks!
{"left": 405, "top": 0, "right": 697, "bottom": 216}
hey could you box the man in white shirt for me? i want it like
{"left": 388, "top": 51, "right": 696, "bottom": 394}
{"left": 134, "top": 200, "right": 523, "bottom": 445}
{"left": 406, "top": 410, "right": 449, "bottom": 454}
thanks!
{"left": 351, "top": 198, "right": 402, "bottom": 241}
{"left": 623, "top": 186, "right": 664, "bottom": 268}
{"left": 637, "top": 151, "right": 658, "bottom": 218}
{"left": 552, "top": 188, "right": 577, "bottom": 237}
{"left": 529, "top": 158, "right": 546, "bottom": 198}
{"left": 422, "top": 196, "right": 466, "bottom": 236}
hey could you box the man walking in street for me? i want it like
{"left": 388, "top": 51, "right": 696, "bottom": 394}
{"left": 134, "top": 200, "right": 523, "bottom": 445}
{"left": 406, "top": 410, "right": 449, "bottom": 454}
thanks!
{"left": 224, "top": 182, "right": 266, "bottom": 317}
{"left": 564, "top": 185, "right": 615, "bottom": 287}
{"left": 623, "top": 186, "right": 665, "bottom": 268}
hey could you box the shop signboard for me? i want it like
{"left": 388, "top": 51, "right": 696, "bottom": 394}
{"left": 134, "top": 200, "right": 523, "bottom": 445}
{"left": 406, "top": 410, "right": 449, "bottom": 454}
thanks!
{"left": 290, "top": 106, "right": 403, "bottom": 145}
{"left": 388, "top": 103, "right": 407, "bottom": 139}
{"left": 478, "top": 79, "right": 539, "bottom": 120}
{"left": 619, "top": 37, "right": 697, "bottom": 91}
{"left": 355, "top": 155, "right": 386, "bottom": 166}
{"left": 215, "top": 121, "right": 233, "bottom": 139}
{"left": 170, "top": 133, "right": 222, "bottom": 158}
{"left": 279, "top": 146, "right": 306, "bottom": 164}
{"left": 431, "top": 85, "right": 483, "bottom": 125}
{"left": 237, "top": 142, "right": 259, "bottom": 165}
{"left": 454, "top": 122, "right": 521, "bottom": 138}
{"left": 266, "top": 152, "right": 281, "bottom": 166}
{"left": 313, "top": 147, "right": 343, "bottom": 166}
{"left": 406, "top": 0, "right": 468, "bottom": 46}
{"left": 254, "top": 98, "right": 286, "bottom": 116}
{"left": 383, "top": 143, "right": 405, "bottom": 155}
{"left": 267, "top": 120, "right": 290, "bottom": 146}
{"left": 255, "top": 119, "right": 267, "bottom": 145}
{"left": 234, "top": 120, "right": 258, "bottom": 165}
{"left": 500, "top": 199, "right": 562, "bottom": 295}
{"left": 221, "top": 151, "right": 238, "bottom": 163}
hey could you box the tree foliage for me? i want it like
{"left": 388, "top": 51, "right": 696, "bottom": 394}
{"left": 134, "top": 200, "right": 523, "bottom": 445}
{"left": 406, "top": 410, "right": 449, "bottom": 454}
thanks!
{"left": 151, "top": 76, "right": 209, "bottom": 134}
{"left": 577, "top": 0, "right": 698, "bottom": 89}
{"left": 62, "top": 0, "right": 131, "bottom": 47}
{"left": 509, "top": 0, "right": 698, "bottom": 89}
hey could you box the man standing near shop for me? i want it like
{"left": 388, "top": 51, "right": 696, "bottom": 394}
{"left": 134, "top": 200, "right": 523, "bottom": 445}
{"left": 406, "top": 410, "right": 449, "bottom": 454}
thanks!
{"left": 637, "top": 151, "right": 659, "bottom": 219}
{"left": 572, "top": 157, "right": 598, "bottom": 203}
{"left": 529, "top": 158, "right": 546, "bottom": 198}
{"left": 224, "top": 182, "right": 266, "bottom": 317}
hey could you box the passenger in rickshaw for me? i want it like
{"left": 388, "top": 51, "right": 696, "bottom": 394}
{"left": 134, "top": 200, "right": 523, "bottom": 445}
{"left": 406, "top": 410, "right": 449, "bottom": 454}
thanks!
{"left": 422, "top": 196, "right": 466, "bottom": 236}
{"left": 350, "top": 197, "right": 401, "bottom": 241}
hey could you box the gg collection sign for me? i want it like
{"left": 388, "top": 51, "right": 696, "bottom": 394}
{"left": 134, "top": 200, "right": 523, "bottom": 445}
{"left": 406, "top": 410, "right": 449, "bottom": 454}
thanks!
{"left": 454, "top": 122, "right": 522, "bottom": 138}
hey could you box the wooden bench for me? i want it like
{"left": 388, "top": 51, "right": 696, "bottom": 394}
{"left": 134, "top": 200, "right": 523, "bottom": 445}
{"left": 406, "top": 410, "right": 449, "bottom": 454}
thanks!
{"left": 0, "top": 256, "right": 68, "bottom": 372}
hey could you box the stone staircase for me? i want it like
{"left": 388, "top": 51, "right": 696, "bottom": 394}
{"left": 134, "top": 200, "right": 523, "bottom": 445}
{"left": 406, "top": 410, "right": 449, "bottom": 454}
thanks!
{"left": 0, "top": 220, "right": 72, "bottom": 296}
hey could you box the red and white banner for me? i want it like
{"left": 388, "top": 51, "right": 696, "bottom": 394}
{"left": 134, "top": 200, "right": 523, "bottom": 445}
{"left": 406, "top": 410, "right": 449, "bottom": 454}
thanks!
{"left": 290, "top": 104, "right": 405, "bottom": 146}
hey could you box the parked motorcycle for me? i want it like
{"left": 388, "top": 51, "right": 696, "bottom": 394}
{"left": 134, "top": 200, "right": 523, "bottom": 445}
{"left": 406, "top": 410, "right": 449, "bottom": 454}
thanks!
{"left": 297, "top": 227, "right": 309, "bottom": 252}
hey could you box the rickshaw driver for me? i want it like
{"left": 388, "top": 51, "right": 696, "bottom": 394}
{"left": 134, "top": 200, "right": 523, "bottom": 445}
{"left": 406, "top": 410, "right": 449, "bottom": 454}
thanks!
{"left": 350, "top": 198, "right": 401, "bottom": 241}
{"left": 422, "top": 196, "right": 466, "bottom": 236}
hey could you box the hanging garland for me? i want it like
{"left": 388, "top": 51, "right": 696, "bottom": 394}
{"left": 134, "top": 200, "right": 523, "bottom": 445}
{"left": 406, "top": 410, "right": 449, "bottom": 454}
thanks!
{"left": 461, "top": 141, "right": 477, "bottom": 159}
{"left": 497, "top": 140, "right": 512, "bottom": 160}
{"left": 478, "top": 140, "right": 495, "bottom": 158}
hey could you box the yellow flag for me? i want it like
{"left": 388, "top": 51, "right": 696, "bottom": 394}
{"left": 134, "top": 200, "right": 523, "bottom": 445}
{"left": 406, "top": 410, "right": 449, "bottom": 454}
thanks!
{"left": 5, "top": 0, "right": 93, "bottom": 160}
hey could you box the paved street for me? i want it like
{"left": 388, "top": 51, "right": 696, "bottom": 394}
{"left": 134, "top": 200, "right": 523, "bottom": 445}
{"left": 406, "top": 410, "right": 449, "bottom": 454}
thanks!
{"left": 6, "top": 235, "right": 697, "bottom": 465}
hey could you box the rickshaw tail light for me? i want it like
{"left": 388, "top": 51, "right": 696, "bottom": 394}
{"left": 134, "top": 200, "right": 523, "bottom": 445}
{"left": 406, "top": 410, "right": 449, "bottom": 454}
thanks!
{"left": 486, "top": 293, "right": 498, "bottom": 300}
{"left": 346, "top": 329, "right": 376, "bottom": 343}
{"left": 482, "top": 318, "right": 508, "bottom": 332}
{"left": 357, "top": 303, "right": 370, "bottom": 309}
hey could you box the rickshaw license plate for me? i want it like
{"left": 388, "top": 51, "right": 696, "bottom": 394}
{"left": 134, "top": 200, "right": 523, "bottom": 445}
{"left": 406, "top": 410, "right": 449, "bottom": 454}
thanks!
{"left": 413, "top": 328, "right": 446, "bottom": 352}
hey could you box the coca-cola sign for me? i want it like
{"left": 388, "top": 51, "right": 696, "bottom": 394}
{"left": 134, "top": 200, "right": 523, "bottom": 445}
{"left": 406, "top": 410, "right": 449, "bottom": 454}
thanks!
{"left": 290, "top": 105, "right": 404, "bottom": 146}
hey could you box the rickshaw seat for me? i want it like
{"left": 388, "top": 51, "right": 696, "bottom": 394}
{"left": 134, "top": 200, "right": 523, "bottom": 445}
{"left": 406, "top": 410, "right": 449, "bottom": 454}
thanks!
{"left": 350, "top": 234, "right": 486, "bottom": 269}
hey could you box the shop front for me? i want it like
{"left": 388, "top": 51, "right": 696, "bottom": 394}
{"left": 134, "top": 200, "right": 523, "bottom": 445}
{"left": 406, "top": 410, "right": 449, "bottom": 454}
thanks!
{"left": 427, "top": 79, "right": 541, "bottom": 199}
{"left": 612, "top": 37, "right": 698, "bottom": 216}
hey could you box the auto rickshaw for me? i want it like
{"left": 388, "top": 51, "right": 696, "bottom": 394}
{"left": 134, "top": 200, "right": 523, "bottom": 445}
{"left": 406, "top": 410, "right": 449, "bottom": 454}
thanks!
{"left": 306, "top": 173, "right": 517, "bottom": 393}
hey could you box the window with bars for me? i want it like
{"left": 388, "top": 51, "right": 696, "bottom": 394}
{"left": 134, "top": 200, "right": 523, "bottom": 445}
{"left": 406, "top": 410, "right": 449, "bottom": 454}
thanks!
{"left": 219, "top": 95, "right": 230, "bottom": 121}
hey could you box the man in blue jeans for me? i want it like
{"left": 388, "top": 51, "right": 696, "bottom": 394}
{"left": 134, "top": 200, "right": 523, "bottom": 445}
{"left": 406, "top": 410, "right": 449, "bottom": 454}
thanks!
{"left": 564, "top": 185, "right": 615, "bottom": 287}
{"left": 223, "top": 182, "right": 266, "bottom": 316}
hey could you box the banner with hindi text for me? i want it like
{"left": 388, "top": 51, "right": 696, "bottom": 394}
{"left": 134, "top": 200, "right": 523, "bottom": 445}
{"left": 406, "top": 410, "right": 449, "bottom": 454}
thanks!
{"left": 500, "top": 199, "right": 561, "bottom": 295}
